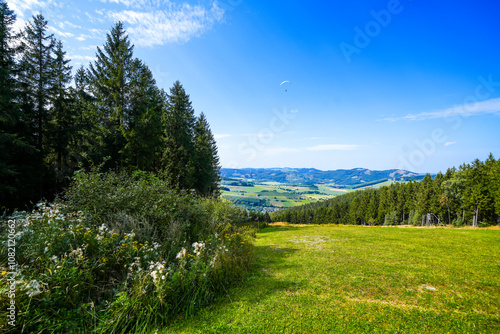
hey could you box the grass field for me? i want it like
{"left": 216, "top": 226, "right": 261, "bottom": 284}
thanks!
{"left": 163, "top": 225, "right": 500, "bottom": 333}
{"left": 221, "top": 182, "right": 343, "bottom": 211}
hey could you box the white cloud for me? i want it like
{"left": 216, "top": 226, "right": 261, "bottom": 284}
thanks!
{"left": 7, "top": 0, "right": 44, "bottom": 18}
{"left": 49, "top": 26, "right": 74, "bottom": 38}
{"left": 214, "top": 134, "right": 232, "bottom": 139}
{"left": 383, "top": 97, "right": 500, "bottom": 122}
{"left": 68, "top": 54, "right": 97, "bottom": 62}
{"left": 444, "top": 141, "right": 456, "bottom": 147}
{"left": 106, "top": 2, "right": 225, "bottom": 47}
{"left": 58, "top": 21, "right": 82, "bottom": 30}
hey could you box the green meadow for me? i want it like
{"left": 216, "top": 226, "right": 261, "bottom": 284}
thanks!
{"left": 164, "top": 225, "right": 500, "bottom": 333}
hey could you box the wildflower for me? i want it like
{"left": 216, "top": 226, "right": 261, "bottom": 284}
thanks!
{"left": 1, "top": 271, "right": 7, "bottom": 275}
{"left": 69, "top": 247, "right": 83, "bottom": 259}
{"left": 26, "top": 280, "right": 42, "bottom": 297}
{"left": 176, "top": 247, "right": 187, "bottom": 259}
{"left": 192, "top": 242, "right": 205, "bottom": 256}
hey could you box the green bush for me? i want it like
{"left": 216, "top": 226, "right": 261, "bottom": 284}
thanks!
{"left": 452, "top": 217, "right": 465, "bottom": 227}
{"left": 0, "top": 171, "right": 255, "bottom": 333}
{"left": 384, "top": 211, "right": 399, "bottom": 226}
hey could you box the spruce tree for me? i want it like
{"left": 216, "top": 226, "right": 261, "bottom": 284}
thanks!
{"left": 194, "top": 112, "right": 221, "bottom": 196}
{"left": 89, "top": 21, "right": 134, "bottom": 168}
{"left": 122, "top": 59, "right": 165, "bottom": 171}
{"left": 18, "top": 14, "right": 56, "bottom": 154}
{"left": 0, "top": 1, "right": 36, "bottom": 209}
{"left": 163, "top": 80, "right": 197, "bottom": 190}
{"left": 415, "top": 174, "right": 433, "bottom": 223}
{"left": 47, "top": 40, "right": 74, "bottom": 187}
{"left": 17, "top": 13, "right": 56, "bottom": 200}
{"left": 72, "top": 66, "right": 97, "bottom": 165}
{"left": 0, "top": 0, "right": 19, "bottom": 188}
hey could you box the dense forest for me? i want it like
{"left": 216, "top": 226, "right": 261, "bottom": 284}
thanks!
{"left": 0, "top": 4, "right": 221, "bottom": 211}
{"left": 271, "top": 156, "right": 500, "bottom": 227}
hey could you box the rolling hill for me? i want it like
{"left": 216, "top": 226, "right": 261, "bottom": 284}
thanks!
{"left": 221, "top": 167, "right": 422, "bottom": 187}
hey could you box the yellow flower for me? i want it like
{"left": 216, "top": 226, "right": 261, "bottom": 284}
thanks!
{"left": 112, "top": 233, "right": 119, "bottom": 237}
{"left": 102, "top": 258, "right": 107, "bottom": 263}
{"left": 1, "top": 270, "right": 7, "bottom": 275}
{"left": 84, "top": 230, "right": 92, "bottom": 237}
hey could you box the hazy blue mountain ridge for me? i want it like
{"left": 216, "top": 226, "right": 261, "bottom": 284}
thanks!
{"left": 221, "top": 168, "right": 422, "bottom": 186}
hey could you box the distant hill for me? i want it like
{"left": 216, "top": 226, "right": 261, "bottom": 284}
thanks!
{"left": 221, "top": 168, "right": 422, "bottom": 187}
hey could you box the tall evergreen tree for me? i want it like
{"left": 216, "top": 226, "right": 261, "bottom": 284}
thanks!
{"left": 72, "top": 66, "right": 99, "bottom": 167}
{"left": 414, "top": 173, "right": 433, "bottom": 223}
{"left": 194, "top": 112, "right": 221, "bottom": 196}
{"left": 89, "top": 21, "right": 134, "bottom": 168}
{"left": 47, "top": 40, "right": 74, "bottom": 188}
{"left": 17, "top": 13, "right": 56, "bottom": 200}
{"left": 0, "top": 0, "right": 18, "bottom": 189}
{"left": 122, "top": 59, "right": 165, "bottom": 171}
{"left": 0, "top": 1, "right": 36, "bottom": 209}
{"left": 18, "top": 14, "right": 56, "bottom": 154}
{"left": 163, "top": 80, "right": 197, "bottom": 190}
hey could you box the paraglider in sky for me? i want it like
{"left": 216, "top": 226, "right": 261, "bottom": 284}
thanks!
{"left": 280, "top": 81, "right": 291, "bottom": 92}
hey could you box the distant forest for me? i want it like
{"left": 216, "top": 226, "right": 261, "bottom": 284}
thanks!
{"left": 1, "top": 5, "right": 220, "bottom": 211}
{"left": 272, "top": 156, "right": 500, "bottom": 227}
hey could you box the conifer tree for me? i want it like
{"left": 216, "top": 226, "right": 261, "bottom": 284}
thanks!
{"left": 89, "top": 21, "right": 134, "bottom": 168}
{"left": 72, "top": 66, "right": 97, "bottom": 165}
{"left": 122, "top": 59, "right": 165, "bottom": 171}
{"left": 0, "top": 1, "right": 36, "bottom": 209}
{"left": 194, "top": 112, "right": 221, "bottom": 196}
{"left": 18, "top": 14, "right": 56, "bottom": 154}
{"left": 17, "top": 13, "right": 56, "bottom": 199}
{"left": 163, "top": 80, "right": 197, "bottom": 190}
{"left": 415, "top": 173, "right": 433, "bottom": 223}
{"left": 47, "top": 40, "right": 74, "bottom": 187}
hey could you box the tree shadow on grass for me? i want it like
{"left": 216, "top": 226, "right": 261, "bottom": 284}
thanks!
{"left": 166, "top": 243, "right": 303, "bottom": 331}
{"left": 257, "top": 225, "right": 304, "bottom": 234}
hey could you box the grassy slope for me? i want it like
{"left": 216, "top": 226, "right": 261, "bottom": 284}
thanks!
{"left": 221, "top": 183, "right": 343, "bottom": 210}
{"left": 164, "top": 225, "right": 500, "bottom": 333}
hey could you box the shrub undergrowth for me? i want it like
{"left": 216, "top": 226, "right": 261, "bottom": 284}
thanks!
{"left": 0, "top": 171, "right": 256, "bottom": 333}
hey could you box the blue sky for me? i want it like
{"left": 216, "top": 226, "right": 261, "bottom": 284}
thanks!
{"left": 7, "top": 0, "right": 500, "bottom": 173}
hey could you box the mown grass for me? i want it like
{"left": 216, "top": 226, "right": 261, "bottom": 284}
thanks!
{"left": 162, "top": 225, "right": 500, "bottom": 333}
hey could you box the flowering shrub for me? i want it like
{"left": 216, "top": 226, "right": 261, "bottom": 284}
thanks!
{"left": 0, "top": 171, "right": 255, "bottom": 333}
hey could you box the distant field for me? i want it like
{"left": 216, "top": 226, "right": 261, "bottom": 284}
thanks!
{"left": 220, "top": 180, "right": 347, "bottom": 211}
{"left": 220, "top": 178, "right": 397, "bottom": 212}
{"left": 164, "top": 225, "right": 500, "bottom": 333}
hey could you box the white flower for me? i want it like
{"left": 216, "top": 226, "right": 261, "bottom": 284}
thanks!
{"left": 176, "top": 247, "right": 187, "bottom": 259}
{"left": 26, "top": 280, "right": 42, "bottom": 297}
{"left": 69, "top": 247, "right": 83, "bottom": 259}
{"left": 192, "top": 242, "right": 205, "bottom": 256}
